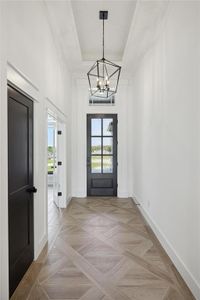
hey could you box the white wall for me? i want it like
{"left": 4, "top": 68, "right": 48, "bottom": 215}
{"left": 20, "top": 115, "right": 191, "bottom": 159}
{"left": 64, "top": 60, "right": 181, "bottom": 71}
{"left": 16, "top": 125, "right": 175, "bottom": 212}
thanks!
{"left": 71, "top": 78, "right": 131, "bottom": 198}
{"left": 0, "top": 2, "right": 71, "bottom": 299}
{"left": 0, "top": 2, "right": 9, "bottom": 299}
{"left": 130, "top": 2, "right": 200, "bottom": 299}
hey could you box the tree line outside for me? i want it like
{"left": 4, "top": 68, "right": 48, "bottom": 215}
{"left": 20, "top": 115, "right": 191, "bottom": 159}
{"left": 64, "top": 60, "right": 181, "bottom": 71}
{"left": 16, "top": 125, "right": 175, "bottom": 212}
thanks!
{"left": 92, "top": 145, "right": 112, "bottom": 153}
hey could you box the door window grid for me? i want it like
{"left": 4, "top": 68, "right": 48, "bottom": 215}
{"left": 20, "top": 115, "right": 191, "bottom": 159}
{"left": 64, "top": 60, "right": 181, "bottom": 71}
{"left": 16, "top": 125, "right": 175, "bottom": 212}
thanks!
{"left": 91, "top": 118, "right": 113, "bottom": 174}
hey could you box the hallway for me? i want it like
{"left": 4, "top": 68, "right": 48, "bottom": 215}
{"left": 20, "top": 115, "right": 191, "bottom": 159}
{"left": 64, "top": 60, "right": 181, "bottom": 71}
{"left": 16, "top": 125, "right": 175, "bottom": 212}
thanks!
{"left": 1, "top": 1, "right": 200, "bottom": 299}
{"left": 11, "top": 198, "right": 194, "bottom": 300}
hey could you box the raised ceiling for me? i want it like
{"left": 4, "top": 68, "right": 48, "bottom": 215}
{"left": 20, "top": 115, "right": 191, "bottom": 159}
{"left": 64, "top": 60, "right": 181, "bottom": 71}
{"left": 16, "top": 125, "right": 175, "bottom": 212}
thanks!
{"left": 45, "top": 0, "right": 169, "bottom": 75}
{"left": 71, "top": 0, "right": 137, "bottom": 62}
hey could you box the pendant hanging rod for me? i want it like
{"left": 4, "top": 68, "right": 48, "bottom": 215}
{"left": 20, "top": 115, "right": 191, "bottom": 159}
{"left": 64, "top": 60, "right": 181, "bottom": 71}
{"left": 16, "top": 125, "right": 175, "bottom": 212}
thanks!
{"left": 103, "top": 17, "right": 104, "bottom": 59}
{"left": 99, "top": 10, "right": 108, "bottom": 59}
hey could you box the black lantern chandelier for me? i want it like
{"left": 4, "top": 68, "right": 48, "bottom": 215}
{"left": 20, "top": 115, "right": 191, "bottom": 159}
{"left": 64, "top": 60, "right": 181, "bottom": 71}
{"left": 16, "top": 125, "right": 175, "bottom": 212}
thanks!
{"left": 87, "top": 11, "right": 121, "bottom": 99}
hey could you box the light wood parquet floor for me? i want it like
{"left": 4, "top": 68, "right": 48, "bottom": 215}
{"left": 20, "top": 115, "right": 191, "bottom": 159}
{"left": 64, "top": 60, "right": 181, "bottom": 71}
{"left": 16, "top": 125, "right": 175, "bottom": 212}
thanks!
{"left": 11, "top": 197, "right": 195, "bottom": 300}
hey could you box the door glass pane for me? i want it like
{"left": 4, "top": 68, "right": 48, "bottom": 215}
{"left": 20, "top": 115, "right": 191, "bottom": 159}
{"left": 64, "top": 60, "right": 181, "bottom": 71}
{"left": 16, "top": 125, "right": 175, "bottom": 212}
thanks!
{"left": 103, "top": 156, "right": 113, "bottom": 173}
{"left": 91, "top": 156, "right": 101, "bottom": 173}
{"left": 103, "top": 137, "right": 113, "bottom": 154}
{"left": 91, "top": 137, "right": 101, "bottom": 154}
{"left": 103, "top": 119, "right": 113, "bottom": 136}
{"left": 91, "top": 118, "right": 101, "bottom": 136}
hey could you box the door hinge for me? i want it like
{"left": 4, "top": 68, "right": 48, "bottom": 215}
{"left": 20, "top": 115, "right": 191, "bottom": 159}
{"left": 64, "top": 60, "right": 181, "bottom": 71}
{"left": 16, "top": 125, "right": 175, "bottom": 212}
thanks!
{"left": 58, "top": 192, "right": 62, "bottom": 196}
{"left": 58, "top": 161, "right": 62, "bottom": 166}
{"left": 57, "top": 130, "right": 62, "bottom": 135}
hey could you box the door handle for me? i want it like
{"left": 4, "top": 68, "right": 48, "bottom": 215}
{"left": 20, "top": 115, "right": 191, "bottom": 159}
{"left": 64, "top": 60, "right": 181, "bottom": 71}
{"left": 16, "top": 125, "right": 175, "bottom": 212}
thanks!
{"left": 26, "top": 186, "right": 37, "bottom": 193}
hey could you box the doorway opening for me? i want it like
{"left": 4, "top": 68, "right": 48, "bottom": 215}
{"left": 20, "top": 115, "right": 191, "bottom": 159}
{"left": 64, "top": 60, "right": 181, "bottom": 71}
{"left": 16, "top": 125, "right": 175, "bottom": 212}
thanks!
{"left": 47, "top": 111, "right": 67, "bottom": 241}
{"left": 87, "top": 114, "right": 118, "bottom": 196}
{"left": 47, "top": 113, "right": 59, "bottom": 225}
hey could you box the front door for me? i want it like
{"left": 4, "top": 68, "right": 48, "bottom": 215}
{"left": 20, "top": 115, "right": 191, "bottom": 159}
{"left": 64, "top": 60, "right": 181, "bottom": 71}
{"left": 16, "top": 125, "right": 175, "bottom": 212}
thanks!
{"left": 87, "top": 114, "right": 117, "bottom": 196}
{"left": 8, "top": 85, "right": 35, "bottom": 296}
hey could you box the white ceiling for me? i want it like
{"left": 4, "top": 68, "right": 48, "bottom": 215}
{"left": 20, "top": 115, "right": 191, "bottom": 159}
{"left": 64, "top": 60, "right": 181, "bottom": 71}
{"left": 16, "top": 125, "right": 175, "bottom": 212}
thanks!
{"left": 71, "top": 0, "right": 136, "bottom": 62}
{"left": 45, "top": 0, "right": 169, "bottom": 76}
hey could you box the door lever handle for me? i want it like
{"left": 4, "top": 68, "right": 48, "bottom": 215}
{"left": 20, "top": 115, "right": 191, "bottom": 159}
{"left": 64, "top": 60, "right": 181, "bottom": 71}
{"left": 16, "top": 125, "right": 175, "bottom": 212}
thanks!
{"left": 26, "top": 186, "right": 37, "bottom": 193}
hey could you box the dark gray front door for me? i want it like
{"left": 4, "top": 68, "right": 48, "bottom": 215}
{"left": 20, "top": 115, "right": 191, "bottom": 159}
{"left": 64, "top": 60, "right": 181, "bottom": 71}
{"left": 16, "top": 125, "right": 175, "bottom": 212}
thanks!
{"left": 8, "top": 85, "right": 34, "bottom": 297}
{"left": 87, "top": 114, "right": 117, "bottom": 196}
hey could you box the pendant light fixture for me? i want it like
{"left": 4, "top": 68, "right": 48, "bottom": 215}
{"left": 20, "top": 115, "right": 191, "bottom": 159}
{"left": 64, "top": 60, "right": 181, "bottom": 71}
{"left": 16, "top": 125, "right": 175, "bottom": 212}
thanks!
{"left": 87, "top": 11, "right": 121, "bottom": 99}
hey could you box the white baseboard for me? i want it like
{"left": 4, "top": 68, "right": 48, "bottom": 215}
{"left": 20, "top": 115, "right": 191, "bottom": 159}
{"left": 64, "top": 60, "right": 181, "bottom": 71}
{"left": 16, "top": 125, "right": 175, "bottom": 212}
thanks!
{"left": 133, "top": 197, "right": 200, "bottom": 300}
{"left": 118, "top": 190, "right": 129, "bottom": 198}
{"left": 34, "top": 234, "right": 47, "bottom": 260}
{"left": 72, "top": 191, "right": 86, "bottom": 198}
{"left": 67, "top": 195, "right": 72, "bottom": 206}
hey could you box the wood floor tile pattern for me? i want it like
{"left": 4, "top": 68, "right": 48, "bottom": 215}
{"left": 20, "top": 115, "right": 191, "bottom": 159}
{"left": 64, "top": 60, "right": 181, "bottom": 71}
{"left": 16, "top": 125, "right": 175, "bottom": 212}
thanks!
{"left": 11, "top": 197, "right": 195, "bottom": 300}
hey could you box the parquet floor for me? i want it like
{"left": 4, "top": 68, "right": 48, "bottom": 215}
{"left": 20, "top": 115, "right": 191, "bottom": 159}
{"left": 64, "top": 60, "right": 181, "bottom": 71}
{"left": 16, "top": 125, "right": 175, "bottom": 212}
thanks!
{"left": 11, "top": 197, "right": 195, "bottom": 300}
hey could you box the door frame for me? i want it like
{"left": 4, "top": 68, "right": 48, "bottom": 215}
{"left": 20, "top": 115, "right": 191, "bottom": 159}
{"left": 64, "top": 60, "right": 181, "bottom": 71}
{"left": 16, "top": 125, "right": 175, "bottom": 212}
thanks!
{"left": 8, "top": 84, "right": 34, "bottom": 296}
{"left": 87, "top": 113, "right": 118, "bottom": 197}
{"left": 45, "top": 99, "right": 68, "bottom": 241}
{"left": 0, "top": 63, "right": 40, "bottom": 300}
{"left": 47, "top": 112, "right": 59, "bottom": 207}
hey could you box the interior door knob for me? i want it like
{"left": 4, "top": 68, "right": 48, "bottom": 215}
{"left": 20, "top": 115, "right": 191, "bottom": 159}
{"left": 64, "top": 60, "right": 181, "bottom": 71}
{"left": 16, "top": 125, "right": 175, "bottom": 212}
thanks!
{"left": 26, "top": 186, "right": 37, "bottom": 193}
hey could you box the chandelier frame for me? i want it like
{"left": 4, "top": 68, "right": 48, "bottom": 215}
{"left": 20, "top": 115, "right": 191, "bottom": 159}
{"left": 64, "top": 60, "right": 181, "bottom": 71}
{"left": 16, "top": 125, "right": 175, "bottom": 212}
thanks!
{"left": 87, "top": 10, "right": 121, "bottom": 99}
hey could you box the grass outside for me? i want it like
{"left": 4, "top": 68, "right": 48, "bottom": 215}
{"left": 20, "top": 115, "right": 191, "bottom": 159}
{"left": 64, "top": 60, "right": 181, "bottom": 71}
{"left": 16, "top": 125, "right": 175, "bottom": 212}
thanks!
{"left": 91, "top": 156, "right": 112, "bottom": 172}
{"left": 48, "top": 158, "right": 54, "bottom": 173}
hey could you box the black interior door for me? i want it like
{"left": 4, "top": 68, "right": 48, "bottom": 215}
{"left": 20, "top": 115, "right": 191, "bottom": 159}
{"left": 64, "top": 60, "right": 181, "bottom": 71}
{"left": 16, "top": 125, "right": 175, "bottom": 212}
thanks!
{"left": 8, "top": 85, "right": 34, "bottom": 297}
{"left": 87, "top": 114, "right": 117, "bottom": 196}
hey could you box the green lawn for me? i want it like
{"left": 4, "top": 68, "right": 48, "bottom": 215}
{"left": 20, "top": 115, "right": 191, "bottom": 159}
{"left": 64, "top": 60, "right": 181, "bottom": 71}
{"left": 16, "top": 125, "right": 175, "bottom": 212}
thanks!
{"left": 48, "top": 158, "right": 54, "bottom": 173}
{"left": 91, "top": 156, "right": 112, "bottom": 172}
